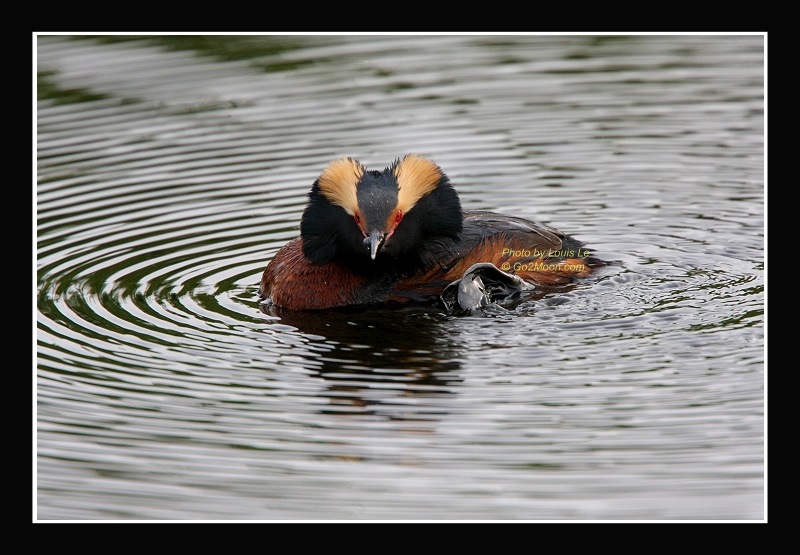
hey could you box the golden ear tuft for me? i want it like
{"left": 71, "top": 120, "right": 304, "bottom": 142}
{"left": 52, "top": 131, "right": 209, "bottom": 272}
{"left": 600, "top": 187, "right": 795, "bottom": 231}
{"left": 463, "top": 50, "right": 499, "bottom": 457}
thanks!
{"left": 394, "top": 154, "right": 443, "bottom": 213}
{"left": 317, "top": 157, "right": 364, "bottom": 215}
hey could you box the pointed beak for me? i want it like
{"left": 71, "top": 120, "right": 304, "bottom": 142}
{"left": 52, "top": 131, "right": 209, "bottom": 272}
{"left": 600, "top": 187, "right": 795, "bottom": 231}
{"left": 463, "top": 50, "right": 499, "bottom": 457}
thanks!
{"left": 366, "top": 229, "right": 385, "bottom": 260}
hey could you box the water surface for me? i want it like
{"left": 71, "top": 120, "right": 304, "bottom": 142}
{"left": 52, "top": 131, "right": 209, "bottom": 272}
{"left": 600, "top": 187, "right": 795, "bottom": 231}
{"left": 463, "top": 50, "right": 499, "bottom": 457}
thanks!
{"left": 36, "top": 34, "right": 765, "bottom": 521}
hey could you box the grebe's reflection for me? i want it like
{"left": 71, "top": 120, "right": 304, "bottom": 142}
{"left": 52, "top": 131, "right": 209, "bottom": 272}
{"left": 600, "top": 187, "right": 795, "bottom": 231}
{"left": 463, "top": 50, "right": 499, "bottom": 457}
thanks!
{"left": 261, "top": 303, "right": 464, "bottom": 423}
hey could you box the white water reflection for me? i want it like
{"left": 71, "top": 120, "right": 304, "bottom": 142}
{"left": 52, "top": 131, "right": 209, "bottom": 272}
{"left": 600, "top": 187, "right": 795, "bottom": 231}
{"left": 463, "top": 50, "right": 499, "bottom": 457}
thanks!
{"left": 36, "top": 34, "right": 764, "bottom": 521}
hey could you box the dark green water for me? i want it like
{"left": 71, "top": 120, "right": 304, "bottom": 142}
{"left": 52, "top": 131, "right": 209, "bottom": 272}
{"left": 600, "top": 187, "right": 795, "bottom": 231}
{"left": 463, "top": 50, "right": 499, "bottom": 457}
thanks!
{"left": 36, "top": 34, "right": 765, "bottom": 521}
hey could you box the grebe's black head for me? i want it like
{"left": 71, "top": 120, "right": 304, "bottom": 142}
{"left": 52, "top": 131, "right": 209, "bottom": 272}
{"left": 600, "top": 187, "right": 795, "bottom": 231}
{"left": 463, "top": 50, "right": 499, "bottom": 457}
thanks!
{"left": 300, "top": 154, "right": 463, "bottom": 267}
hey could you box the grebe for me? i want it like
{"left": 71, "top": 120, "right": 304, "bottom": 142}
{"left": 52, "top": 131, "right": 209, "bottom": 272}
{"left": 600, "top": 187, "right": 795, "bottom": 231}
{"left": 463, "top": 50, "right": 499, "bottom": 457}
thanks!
{"left": 259, "top": 154, "right": 596, "bottom": 310}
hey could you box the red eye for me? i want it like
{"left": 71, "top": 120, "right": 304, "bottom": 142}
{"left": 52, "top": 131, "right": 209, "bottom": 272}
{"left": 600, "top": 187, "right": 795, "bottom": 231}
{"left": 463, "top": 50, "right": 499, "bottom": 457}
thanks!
{"left": 395, "top": 210, "right": 403, "bottom": 224}
{"left": 354, "top": 213, "right": 361, "bottom": 224}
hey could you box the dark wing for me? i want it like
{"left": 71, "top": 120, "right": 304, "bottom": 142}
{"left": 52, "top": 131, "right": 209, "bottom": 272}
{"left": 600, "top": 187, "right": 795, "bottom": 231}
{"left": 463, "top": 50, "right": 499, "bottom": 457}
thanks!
{"left": 461, "top": 210, "right": 566, "bottom": 246}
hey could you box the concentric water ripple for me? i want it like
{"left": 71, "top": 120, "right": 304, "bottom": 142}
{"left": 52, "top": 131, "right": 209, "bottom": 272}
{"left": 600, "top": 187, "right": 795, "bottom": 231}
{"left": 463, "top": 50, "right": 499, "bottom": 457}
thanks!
{"left": 36, "top": 34, "right": 764, "bottom": 520}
